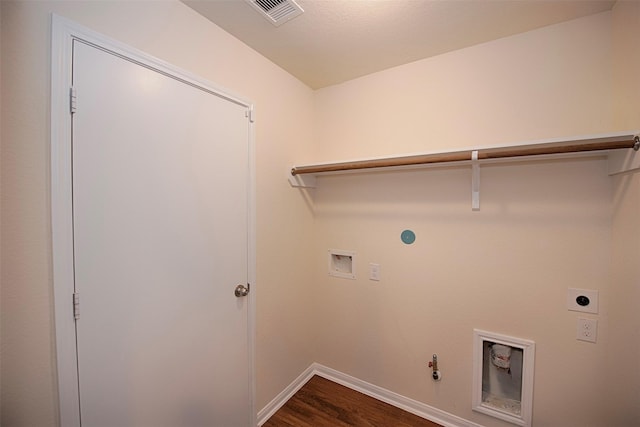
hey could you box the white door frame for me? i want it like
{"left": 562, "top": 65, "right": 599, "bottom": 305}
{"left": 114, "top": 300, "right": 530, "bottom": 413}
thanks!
{"left": 50, "top": 15, "right": 256, "bottom": 427}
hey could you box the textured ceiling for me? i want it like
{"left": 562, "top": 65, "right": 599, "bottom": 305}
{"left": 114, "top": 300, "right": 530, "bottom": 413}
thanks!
{"left": 183, "top": 0, "right": 615, "bottom": 89}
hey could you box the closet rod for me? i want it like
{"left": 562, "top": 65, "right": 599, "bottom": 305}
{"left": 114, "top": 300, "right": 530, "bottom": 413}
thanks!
{"left": 291, "top": 135, "right": 640, "bottom": 176}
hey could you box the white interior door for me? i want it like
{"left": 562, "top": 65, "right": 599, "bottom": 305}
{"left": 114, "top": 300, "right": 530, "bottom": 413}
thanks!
{"left": 71, "top": 39, "right": 251, "bottom": 426}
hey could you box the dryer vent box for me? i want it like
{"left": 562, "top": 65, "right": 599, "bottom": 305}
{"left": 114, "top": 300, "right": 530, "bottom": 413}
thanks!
{"left": 328, "top": 249, "right": 355, "bottom": 279}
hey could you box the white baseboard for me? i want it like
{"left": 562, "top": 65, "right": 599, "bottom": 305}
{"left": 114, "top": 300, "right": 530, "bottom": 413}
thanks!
{"left": 257, "top": 364, "right": 316, "bottom": 426}
{"left": 258, "top": 362, "right": 484, "bottom": 427}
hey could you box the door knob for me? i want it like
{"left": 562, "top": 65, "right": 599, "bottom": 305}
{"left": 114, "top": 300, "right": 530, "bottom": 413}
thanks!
{"left": 234, "top": 284, "right": 250, "bottom": 298}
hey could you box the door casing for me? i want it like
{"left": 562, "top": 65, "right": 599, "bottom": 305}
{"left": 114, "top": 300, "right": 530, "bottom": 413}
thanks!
{"left": 50, "top": 15, "right": 256, "bottom": 427}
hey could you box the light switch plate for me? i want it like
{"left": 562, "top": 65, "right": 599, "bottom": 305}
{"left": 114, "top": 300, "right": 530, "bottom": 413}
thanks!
{"left": 567, "top": 288, "right": 598, "bottom": 314}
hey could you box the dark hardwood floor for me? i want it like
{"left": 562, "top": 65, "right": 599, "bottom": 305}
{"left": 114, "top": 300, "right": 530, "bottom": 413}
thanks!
{"left": 263, "top": 375, "right": 444, "bottom": 427}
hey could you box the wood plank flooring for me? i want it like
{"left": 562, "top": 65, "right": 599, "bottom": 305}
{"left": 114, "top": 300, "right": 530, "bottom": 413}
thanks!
{"left": 263, "top": 375, "right": 444, "bottom": 427}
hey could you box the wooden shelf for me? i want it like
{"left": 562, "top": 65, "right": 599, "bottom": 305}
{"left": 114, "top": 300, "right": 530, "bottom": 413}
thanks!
{"left": 287, "top": 131, "right": 639, "bottom": 210}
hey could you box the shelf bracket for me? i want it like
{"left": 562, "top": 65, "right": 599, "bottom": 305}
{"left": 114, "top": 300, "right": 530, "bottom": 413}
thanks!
{"left": 471, "top": 150, "right": 480, "bottom": 211}
{"left": 608, "top": 136, "right": 640, "bottom": 175}
{"left": 288, "top": 168, "right": 316, "bottom": 188}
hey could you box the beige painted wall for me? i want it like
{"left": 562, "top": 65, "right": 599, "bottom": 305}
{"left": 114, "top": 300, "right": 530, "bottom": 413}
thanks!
{"left": 0, "top": 1, "right": 3, "bottom": 423}
{"left": 2, "top": 2, "right": 638, "bottom": 427}
{"left": 0, "top": 1, "right": 316, "bottom": 425}
{"left": 606, "top": 1, "right": 640, "bottom": 424}
{"left": 312, "top": 12, "right": 613, "bottom": 162}
{"left": 311, "top": 11, "right": 628, "bottom": 427}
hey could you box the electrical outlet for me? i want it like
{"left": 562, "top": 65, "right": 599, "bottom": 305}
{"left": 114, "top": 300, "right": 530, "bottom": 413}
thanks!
{"left": 567, "top": 288, "right": 598, "bottom": 314}
{"left": 576, "top": 318, "right": 597, "bottom": 343}
{"left": 369, "top": 263, "right": 380, "bottom": 281}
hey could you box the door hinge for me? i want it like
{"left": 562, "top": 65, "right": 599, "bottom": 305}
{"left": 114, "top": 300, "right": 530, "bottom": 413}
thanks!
{"left": 70, "top": 87, "right": 77, "bottom": 114}
{"left": 246, "top": 107, "right": 255, "bottom": 123}
{"left": 73, "top": 292, "right": 80, "bottom": 320}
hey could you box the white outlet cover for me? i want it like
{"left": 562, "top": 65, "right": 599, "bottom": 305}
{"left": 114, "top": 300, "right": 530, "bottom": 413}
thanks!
{"left": 567, "top": 288, "right": 598, "bottom": 314}
{"left": 369, "top": 263, "right": 380, "bottom": 281}
{"left": 576, "top": 318, "right": 597, "bottom": 343}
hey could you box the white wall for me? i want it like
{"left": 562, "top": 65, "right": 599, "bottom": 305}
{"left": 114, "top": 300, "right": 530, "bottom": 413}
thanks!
{"left": 2, "top": 2, "right": 638, "bottom": 427}
{"left": 312, "top": 12, "right": 612, "bottom": 162}
{"left": 0, "top": 1, "right": 3, "bottom": 423}
{"left": 0, "top": 1, "right": 316, "bottom": 425}
{"left": 311, "top": 12, "right": 625, "bottom": 427}
{"left": 606, "top": 1, "right": 640, "bottom": 424}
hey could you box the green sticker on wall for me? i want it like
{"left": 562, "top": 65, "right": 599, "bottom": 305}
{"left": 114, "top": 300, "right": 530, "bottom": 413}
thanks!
{"left": 401, "top": 229, "right": 415, "bottom": 245}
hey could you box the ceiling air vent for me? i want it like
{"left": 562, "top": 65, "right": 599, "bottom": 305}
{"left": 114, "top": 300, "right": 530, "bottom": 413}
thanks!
{"left": 244, "top": 0, "right": 304, "bottom": 27}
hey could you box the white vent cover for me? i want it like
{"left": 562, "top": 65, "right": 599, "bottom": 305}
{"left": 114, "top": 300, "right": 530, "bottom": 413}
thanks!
{"left": 244, "top": 0, "right": 304, "bottom": 27}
